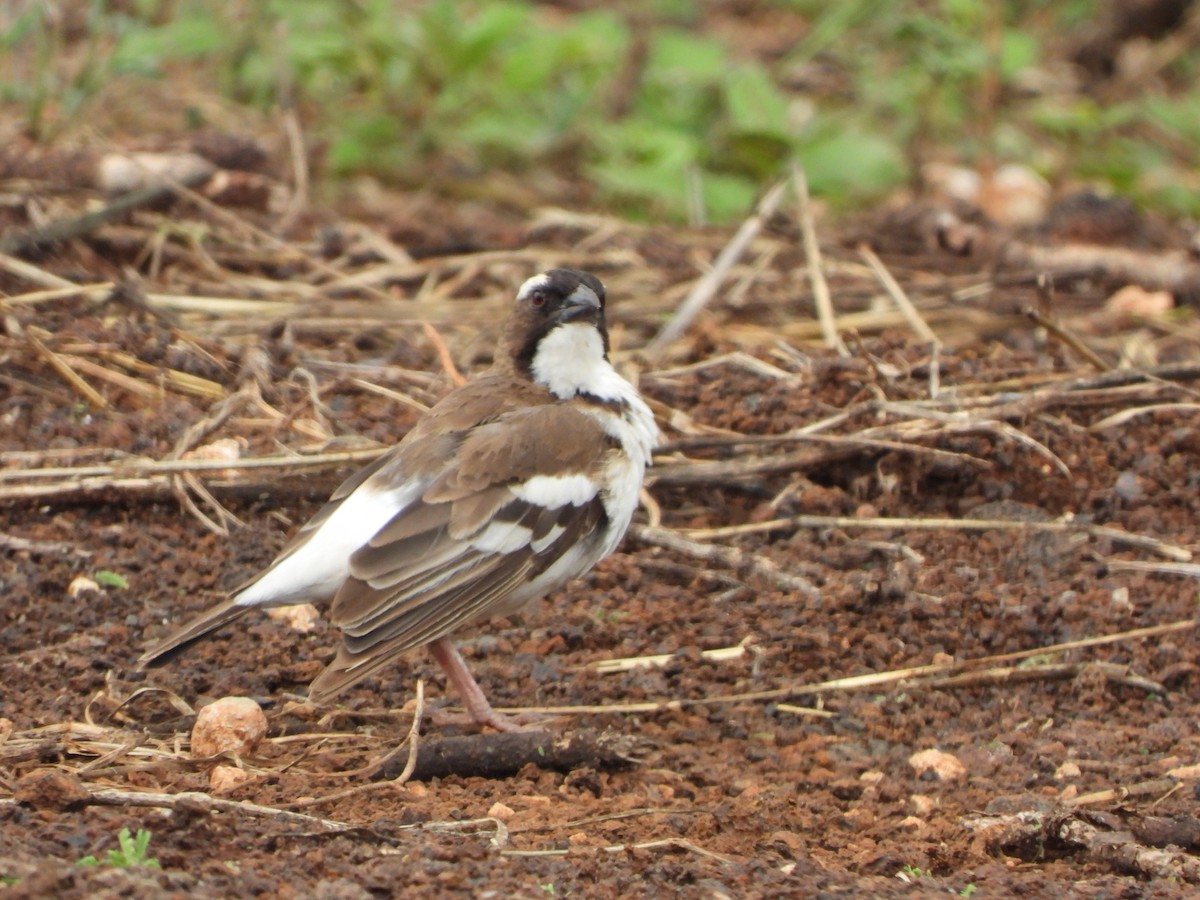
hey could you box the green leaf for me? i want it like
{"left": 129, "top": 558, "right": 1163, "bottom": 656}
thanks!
{"left": 723, "top": 64, "right": 792, "bottom": 140}
{"left": 94, "top": 570, "right": 128, "bottom": 590}
{"left": 111, "top": 13, "right": 225, "bottom": 74}
{"left": 646, "top": 30, "right": 727, "bottom": 81}
{"left": 1000, "top": 28, "right": 1039, "bottom": 81}
{"left": 799, "top": 127, "right": 906, "bottom": 199}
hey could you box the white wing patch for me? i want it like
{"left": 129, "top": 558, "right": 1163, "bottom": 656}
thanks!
{"left": 531, "top": 523, "right": 566, "bottom": 553}
{"left": 470, "top": 520, "right": 534, "bottom": 554}
{"left": 515, "top": 473, "right": 597, "bottom": 509}
{"left": 234, "top": 481, "right": 422, "bottom": 608}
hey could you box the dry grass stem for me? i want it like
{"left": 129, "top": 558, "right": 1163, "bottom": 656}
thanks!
{"left": 792, "top": 163, "right": 849, "bottom": 357}
{"left": 681, "top": 514, "right": 1192, "bottom": 562}
{"left": 646, "top": 180, "right": 788, "bottom": 359}
{"left": 630, "top": 525, "right": 818, "bottom": 596}
{"left": 1104, "top": 560, "right": 1200, "bottom": 578}
{"left": 588, "top": 638, "right": 754, "bottom": 674}
{"left": 281, "top": 680, "right": 425, "bottom": 808}
{"left": 502, "top": 837, "right": 734, "bottom": 864}
{"left": 421, "top": 320, "right": 467, "bottom": 386}
{"left": 1025, "top": 305, "right": 1112, "bottom": 372}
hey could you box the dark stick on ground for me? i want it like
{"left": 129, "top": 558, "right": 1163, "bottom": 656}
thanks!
{"left": 377, "top": 729, "right": 641, "bottom": 782}
{"left": 0, "top": 170, "right": 213, "bottom": 256}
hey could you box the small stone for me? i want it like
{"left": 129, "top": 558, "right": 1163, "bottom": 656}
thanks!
{"left": 180, "top": 437, "right": 245, "bottom": 462}
{"left": 908, "top": 748, "right": 967, "bottom": 782}
{"left": 1106, "top": 285, "right": 1173, "bottom": 318}
{"left": 1114, "top": 471, "right": 1144, "bottom": 502}
{"left": 14, "top": 769, "right": 90, "bottom": 811}
{"left": 567, "top": 831, "right": 591, "bottom": 846}
{"left": 1110, "top": 586, "right": 1132, "bottom": 613}
{"left": 487, "top": 802, "right": 515, "bottom": 822}
{"left": 97, "top": 151, "right": 215, "bottom": 194}
{"left": 67, "top": 576, "right": 101, "bottom": 598}
{"left": 898, "top": 815, "right": 925, "bottom": 831}
{"left": 860, "top": 770, "right": 885, "bottom": 785}
{"left": 910, "top": 793, "right": 937, "bottom": 815}
{"left": 266, "top": 603, "right": 322, "bottom": 633}
{"left": 181, "top": 437, "right": 248, "bottom": 479}
{"left": 1054, "top": 760, "right": 1081, "bottom": 780}
{"left": 191, "top": 696, "right": 268, "bottom": 758}
{"left": 210, "top": 764, "right": 253, "bottom": 795}
{"left": 977, "top": 164, "right": 1050, "bottom": 227}
{"left": 1059, "top": 784, "right": 1079, "bottom": 802}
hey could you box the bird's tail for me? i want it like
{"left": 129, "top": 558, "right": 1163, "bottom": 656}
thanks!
{"left": 137, "top": 599, "right": 251, "bottom": 670}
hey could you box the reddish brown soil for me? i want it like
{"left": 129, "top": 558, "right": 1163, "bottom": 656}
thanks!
{"left": 4, "top": 190, "right": 1200, "bottom": 899}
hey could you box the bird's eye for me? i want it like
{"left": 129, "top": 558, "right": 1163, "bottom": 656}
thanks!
{"left": 529, "top": 290, "right": 547, "bottom": 308}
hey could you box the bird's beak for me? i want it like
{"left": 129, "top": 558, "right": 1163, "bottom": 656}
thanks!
{"left": 558, "top": 285, "right": 602, "bottom": 324}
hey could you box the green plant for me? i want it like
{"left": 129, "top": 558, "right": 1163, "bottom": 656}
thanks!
{"left": 78, "top": 828, "right": 161, "bottom": 869}
{"left": 9, "top": 0, "right": 1200, "bottom": 224}
{"left": 0, "top": 2, "right": 124, "bottom": 140}
{"left": 960, "top": 884, "right": 978, "bottom": 897}
{"left": 94, "top": 570, "right": 129, "bottom": 589}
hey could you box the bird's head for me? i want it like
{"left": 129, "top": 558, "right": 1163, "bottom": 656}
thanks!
{"left": 506, "top": 269, "right": 614, "bottom": 397}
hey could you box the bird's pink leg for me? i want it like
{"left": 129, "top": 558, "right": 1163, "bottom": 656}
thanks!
{"left": 427, "top": 637, "right": 545, "bottom": 733}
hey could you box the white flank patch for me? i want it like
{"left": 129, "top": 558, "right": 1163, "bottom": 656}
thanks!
{"left": 596, "top": 449, "right": 647, "bottom": 557}
{"left": 515, "top": 473, "right": 597, "bottom": 509}
{"left": 234, "top": 481, "right": 421, "bottom": 608}
{"left": 530, "top": 325, "right": 613, "bottom": 401}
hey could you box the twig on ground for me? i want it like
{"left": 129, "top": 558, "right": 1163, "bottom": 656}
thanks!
{"left": 1089, "top": 403, "right": 1200, "bottom": 431}
{"left": 793, "top": 163, "right": 849, "bottom": 358}
{"left": 630, "top": 525, "right": 819, "bottom": 596}
{"left": 588, "top": 638, "right": 755, "bottom": 674}
{"left": 645, "top": 180, "right": 788, "bottom": 359}
{"left": 421, "top": 321, "right": 467, "bottom": 386}
{"left": 502, "top": 837, "right": 735, "bottom": 864}
{"left": 0, "top": 532, "right": 89, "bottom": 556}
{"left": 1104, "top": 560, "right": 1200, "bottom": 578}
{"left": 277, "top": 107, "right": 310, "bottom": 233}
{"left": 964, "top": 805, "right": 1200, "bottom": 882}
{"left": 927, "top": 660, "right": 1166, "bottom": 694}
{"left": 281, "top": 680, "right": 425, "bottom": 808}
{"left": 28, "top": 335, "right": 108, "bottom": 409}
{"left": 0, "top": 252, "right": 79, "bottom": 290}
{"left": 0, "top": 168, "right": 213, "bottom": 255}
{"left": 1025, "top": 304, "right": 1112, "bottom": 372}
{"left": 375, "top": 728, "right": 641, "bottom": 781}
{"left": 681, "top": 514, "right": 1193, "bottom": 562}
{"left": 85, "top": 787, "right": 354, "bottom": 831}
{"left": 859, "top": 242, "right": 941, "bottom": 398}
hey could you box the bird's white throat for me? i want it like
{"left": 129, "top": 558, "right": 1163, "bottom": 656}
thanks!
{"left": 531, "top": 323, "right": 617, "bottom": 401}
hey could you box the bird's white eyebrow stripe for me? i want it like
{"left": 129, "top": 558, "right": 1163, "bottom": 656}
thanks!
{"left": 517, "top": 273, "right": 551, "bottom": 301}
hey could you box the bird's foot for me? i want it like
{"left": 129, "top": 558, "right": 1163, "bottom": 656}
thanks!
{"left": 428, "top": 636, "right": 555, "bottom": 733}
{"left": 430, "top": 705, "right": 554, "bottom": 734}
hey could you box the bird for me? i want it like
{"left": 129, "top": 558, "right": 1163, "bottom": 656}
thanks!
{"left": 139, "top": 268, "right": 658, "bottom": 732}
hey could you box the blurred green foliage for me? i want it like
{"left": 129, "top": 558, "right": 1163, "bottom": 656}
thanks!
{"left": 4, "top": 0, "right": 1199, "bottom": 221}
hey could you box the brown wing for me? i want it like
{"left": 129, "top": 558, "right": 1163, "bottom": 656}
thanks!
{"left": 306, "top": 403, "right": 613, "bottom": 702}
